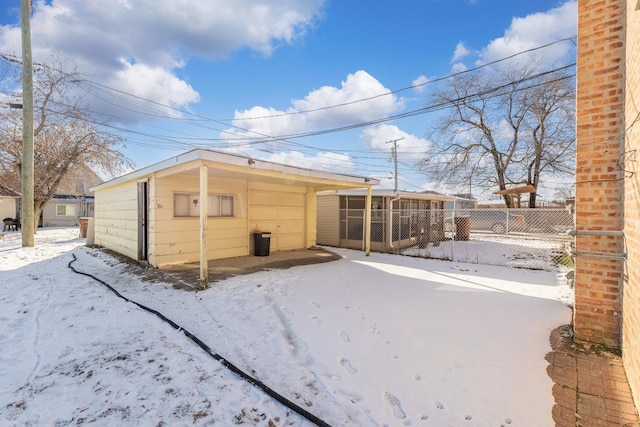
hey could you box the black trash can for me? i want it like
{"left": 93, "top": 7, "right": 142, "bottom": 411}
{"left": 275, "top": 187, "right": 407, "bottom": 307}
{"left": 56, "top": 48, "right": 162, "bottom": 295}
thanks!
{"left": 254, "top": 232, "right": 271, "bottom": 256}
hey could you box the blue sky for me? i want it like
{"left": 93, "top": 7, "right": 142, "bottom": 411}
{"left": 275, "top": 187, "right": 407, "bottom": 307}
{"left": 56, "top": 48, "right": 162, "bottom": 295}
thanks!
{"left": 0, "top": 0, "right": 577, "bottom": 200}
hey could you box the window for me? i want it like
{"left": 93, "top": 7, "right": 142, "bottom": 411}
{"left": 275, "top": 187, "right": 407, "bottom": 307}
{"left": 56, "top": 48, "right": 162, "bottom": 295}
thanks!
{"left": 174, "top": 193, "right": 234, "bottom": 217}
{"left": 56, "top": 204, "right": 76, "bottom": 216}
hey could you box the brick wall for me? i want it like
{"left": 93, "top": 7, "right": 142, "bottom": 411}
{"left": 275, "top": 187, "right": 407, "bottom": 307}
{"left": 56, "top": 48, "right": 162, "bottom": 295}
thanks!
{"left": 623, "top": 0, "right": 640, "bottom": 411}
{"left": 574, "top": 0, "right": 625, "bottom": 347}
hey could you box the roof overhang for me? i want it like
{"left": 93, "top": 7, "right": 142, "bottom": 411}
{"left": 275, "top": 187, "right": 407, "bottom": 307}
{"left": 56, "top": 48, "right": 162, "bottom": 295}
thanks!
{"left": 493, "top": 185, "right": 536, "bottom": 195}
{"left": 317, "top": 188, "right": 455, "bottom": 201}
{"left": 92, "top": 149, "right": 380, "bottom": 192}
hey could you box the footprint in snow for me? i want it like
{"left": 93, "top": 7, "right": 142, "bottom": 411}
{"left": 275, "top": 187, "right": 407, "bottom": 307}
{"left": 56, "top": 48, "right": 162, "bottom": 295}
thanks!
{"left": 435, "top": 401, "right": 445, "bottom": 410}
{"left": 384, "top": 391, "right": 406, "bottom": 420}
{"left": 339, "top": 358, "right": 357, "bottom": 374}
{"left": 338, "top": 330, "right": 351, "bottom": 343}
{"left": 337, "top": 388, "right": 361, "bottom": 404}
{"left": 311, "top": 300, "right": 321, "bottom": 308}
{"left": 311, "top": 316, "right": 323, "bottom": 325}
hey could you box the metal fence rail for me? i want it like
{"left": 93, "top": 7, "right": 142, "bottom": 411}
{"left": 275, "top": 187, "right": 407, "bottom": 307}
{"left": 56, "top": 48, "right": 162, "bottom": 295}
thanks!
{"left": 336, "top": 208, "right": 574, "bottom": 271}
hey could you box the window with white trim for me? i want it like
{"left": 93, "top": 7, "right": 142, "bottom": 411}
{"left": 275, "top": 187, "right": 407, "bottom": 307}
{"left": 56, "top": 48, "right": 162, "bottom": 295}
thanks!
{"left": 174, "top": 193, "right": 234, "bottom": 217}
{"left": 56, "top": 204, "right": 76, "bottom": 216}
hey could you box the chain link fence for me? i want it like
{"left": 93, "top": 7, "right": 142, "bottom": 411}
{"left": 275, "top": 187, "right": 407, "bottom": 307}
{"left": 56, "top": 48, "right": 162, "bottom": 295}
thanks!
{"left": 336, "top": 208, "right": 575, "bottom": 272}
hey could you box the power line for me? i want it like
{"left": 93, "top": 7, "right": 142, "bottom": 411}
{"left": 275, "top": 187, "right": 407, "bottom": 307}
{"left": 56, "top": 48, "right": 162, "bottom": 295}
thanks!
{"left": 1, "top": 49, "right": 576, "bottom": 187}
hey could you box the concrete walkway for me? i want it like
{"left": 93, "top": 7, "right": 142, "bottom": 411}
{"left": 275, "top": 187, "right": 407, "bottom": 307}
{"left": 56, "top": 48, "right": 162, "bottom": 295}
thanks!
{"left": 547, "top": 325, "right": 639, "bottom": 427}
{"left": 130, "top": 247, "right": 342, "bottom": 291}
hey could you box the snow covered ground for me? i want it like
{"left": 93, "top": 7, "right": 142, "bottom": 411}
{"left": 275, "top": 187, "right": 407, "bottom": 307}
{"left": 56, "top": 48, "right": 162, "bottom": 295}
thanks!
{"left": 0, "top": 227, "right": 572, "bottom": 426}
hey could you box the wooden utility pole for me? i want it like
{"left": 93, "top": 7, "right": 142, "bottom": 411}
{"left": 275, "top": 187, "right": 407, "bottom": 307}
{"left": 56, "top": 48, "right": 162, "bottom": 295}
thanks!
{"left": 386, "top": 137, "right": 403, "bottom": 191}
{"left": 20, "top": 0, "right": 35, "bottom": 247}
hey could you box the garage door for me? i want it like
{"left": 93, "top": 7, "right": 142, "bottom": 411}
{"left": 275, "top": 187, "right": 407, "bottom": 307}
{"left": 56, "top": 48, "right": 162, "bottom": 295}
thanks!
{"left": 249, "top": 190, "right": 305, "bottom": 251}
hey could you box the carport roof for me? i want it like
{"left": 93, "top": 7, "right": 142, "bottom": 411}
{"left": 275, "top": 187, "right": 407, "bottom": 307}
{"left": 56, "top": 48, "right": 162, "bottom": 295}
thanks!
{"left": 317, "top": 188, "right": 455, "bottom": 201}
{"left": 92, "top": 148, "right": 380, "bottom": 191}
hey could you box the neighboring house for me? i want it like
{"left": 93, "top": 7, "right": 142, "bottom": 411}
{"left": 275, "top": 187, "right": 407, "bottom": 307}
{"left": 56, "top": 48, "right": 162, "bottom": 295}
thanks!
{"left": 40, "top": 195, "right": 95, "bottom": 227}
{"left": 91, "top": 149, "right": 378, "bottom": 285}
{"left": 0, "top": 183, "right": 20, "bottom": 221}
{"left": 575, "top": 0, "right": 640, "bottom": 412}
{"left": 317, "top": 189, "right": 453, "bottom": 252}
{"left": 40, "top": 165, "right": 103, "bottom": 227}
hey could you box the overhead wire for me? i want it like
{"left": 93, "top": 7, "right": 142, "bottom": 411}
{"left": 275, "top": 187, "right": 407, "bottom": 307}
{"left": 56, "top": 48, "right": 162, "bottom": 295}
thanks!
{"left": 1, "top": 37, "right": 576, "bottom": 184}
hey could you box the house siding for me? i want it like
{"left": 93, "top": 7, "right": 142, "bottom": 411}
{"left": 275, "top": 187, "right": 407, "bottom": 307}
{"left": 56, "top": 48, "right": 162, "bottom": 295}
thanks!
{"left": 94, "top": 180, "right": 139, "bottom": 261}
{"left": 0, "top": 198, "right": 17, "bottom": 220}
{"left": 248, "top": 181, "right": 307, "bottom": 253}
{"left": 623, "top": 0, "right": 640, "bottom": 410}
{"left": 306, "top": 190, "right": 317, "bottom": 248}
{"left": 316, "top": 194, "right": 340, "bottom": 247}
{"left": 151, "top": 174, "right": 250, "bottom": 266}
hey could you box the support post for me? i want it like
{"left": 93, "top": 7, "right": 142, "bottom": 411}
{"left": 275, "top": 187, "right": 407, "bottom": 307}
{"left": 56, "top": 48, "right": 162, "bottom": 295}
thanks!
{"left": 199, "top": 165, "right": 208, "bottom": 289}
{"left": 365, "top": 186, "right": 372, "bottom": 256}
{"left": 20, "top": 0, "right": 34, "bottom": 247}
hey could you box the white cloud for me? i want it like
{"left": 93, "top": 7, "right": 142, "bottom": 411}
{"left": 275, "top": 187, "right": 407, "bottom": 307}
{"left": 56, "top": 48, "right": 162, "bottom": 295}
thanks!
{"left": 479, "top": 1, "right": 577, "bottom": 67}
{"left": 359, "top": 124, "right": 432, "bottom": 164}
{"left": 451, "top": 62, "right": 468, "bottom": 73}
{"left": 412, "top": 75, "right": 430, "bottom": 93}
{"left": 106, "top": 60, "right": 200, "bottom": 118}
{"left": 266, "top": 150, "right": 355, "bottom": 172}
{"left": 229, "top": 70, "right": 404, "bottom": 143}
{"left": 0, "top": 0, "right": 325, "bottom": 118}
{"left": 449, "top": 1, "right": 577, "bottom": 73}
{"left": 222, "top": 77, "right": 414, "bottom": 177}
{"left": 451, "top": 42, "right": 471, "bottom": 63}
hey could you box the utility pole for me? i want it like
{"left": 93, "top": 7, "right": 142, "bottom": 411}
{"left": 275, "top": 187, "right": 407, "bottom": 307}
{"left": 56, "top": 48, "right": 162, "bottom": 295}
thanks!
{"left": 20, "top": 0, "right": 35, "bottom": 247}
{"left": 386, "top": 137, "right": 404, "bottom": 192}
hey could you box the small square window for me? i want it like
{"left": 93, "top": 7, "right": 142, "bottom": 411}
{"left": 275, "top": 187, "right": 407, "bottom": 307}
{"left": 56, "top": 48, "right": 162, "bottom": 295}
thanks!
{"left": 56, "top": 204, "right": 76, "bottom": 216}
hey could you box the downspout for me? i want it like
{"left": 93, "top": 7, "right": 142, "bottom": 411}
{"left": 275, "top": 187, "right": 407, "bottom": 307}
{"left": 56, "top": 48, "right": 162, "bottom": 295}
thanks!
{"left": 388, "top": 193, "right": 401, "bottom": 251}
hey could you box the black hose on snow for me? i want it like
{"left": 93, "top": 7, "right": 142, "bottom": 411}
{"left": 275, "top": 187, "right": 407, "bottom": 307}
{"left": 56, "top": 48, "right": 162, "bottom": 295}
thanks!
{"left": 68, "top": 253, "right": 331, "bottom": 427}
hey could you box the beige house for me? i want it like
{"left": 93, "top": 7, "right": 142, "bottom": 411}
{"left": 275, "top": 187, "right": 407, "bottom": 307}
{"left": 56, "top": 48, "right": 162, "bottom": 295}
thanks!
{"left": 92, "top": 149, "right": 379, "bottom": 286}
{"left": 317, "top": 189, "right": 453, "bottom": 252}
{"left": 41, "top": 165, "right": 103, "bottom": 227}
{"left": 0, "top": 183, "right": 19, "bottom": 221}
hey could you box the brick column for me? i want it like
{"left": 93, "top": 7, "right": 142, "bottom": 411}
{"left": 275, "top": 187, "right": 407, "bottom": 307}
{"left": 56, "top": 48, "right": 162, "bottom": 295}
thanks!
{"left": 574, "top": 0, "right": 625, "bottom": 347}
{"left": 622, "top": 0, "right": 640, "bottom": 410}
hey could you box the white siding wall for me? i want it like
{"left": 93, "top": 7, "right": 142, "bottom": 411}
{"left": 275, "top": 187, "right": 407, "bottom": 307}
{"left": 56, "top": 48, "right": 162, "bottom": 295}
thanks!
{"left": 152, "top": 174, "right": 249, "bottom": 266}
{"left": 306, "top": 190, "right": 317, "bottom": 248}
{"left": 248, "top": 181, "right": 307, "bottom": 252}
{"left": 0, "top": 198, "right": 17, "bottom": 220}
{"left": 94, "top": 181, "right": 139, "bottom": 261}
{"left": 316, "top": 194, "right": 340, "bottom": 246}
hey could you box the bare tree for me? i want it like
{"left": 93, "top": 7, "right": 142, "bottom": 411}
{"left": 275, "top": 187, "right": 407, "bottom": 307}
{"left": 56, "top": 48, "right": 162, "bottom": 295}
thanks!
{"left": 0, "top": 55, "right": 131, "bottom": 228}
{"left": 420, "top": 64, "right": 575, "bottom": 207}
